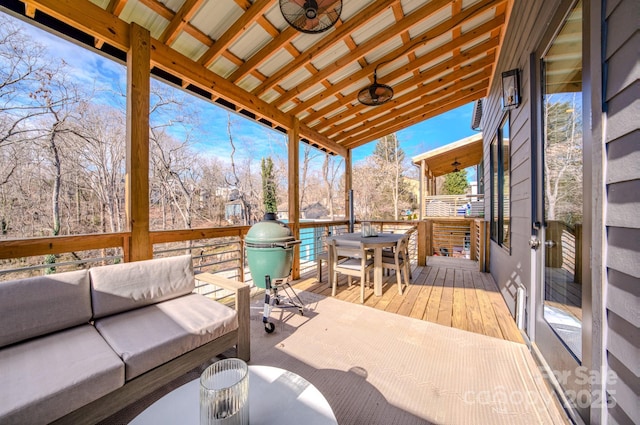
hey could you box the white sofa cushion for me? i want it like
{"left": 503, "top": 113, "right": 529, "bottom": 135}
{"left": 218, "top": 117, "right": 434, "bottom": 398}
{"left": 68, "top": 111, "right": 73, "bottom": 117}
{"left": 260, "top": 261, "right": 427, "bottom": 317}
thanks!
{"left": 95, "top": 294, "right": 238, "bottom": 380}
{"left": 0, "top": 270, "right": 91, "bottom": 348}
{"left": 90, "top": 255, "right": 195, "bottom": 319}
{"left": 0, "top": 325, "right": 124, "bottom": 424}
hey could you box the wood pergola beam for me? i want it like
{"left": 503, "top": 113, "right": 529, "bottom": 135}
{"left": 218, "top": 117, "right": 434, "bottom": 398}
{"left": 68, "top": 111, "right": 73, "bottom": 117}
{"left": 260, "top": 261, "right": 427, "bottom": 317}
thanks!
{"left": 342, "top": 89, "right": 485, "bottom": 149}
{"left": 198, "top": 0, "right": 273, "bottom": 68}
{"left": 317, "top": 43, "right": 497, "bottom": 131}
{"left": 228, "top": 26, "right": 298, "bottom": 83}
{"left": 121, "top": 0, "right": 250, "bottom": 86}
{"left": 299, "top": 14, "right": 503, "bottom": 123}
{"left": 275, "top": 0, "right": 451, "bottom": 107}
{"left": 324, "top": 58, "right": 495, "bottom": 138}
{"left": 334, "top": 73, "right": 490, "bottom": 143}
{"left": 106, "top": 0, "right": 126, "bottom": 16}
{"left": 252, "top": 0, "right": 399, "bottom": 97}
{"left": 24, "top": 0, "right": 346, "bottom": 157}
{"left": 160, "top": 0, "right": 205, "bottom": 45}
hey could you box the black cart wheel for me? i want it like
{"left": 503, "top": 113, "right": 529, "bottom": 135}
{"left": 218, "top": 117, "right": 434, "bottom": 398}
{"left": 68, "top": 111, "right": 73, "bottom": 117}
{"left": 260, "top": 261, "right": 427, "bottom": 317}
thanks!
{"left": 274, "top": 298, "right": 280, "bottom": 305}
{"left": 264, "top": 322, "right": 275, "bottom": 333}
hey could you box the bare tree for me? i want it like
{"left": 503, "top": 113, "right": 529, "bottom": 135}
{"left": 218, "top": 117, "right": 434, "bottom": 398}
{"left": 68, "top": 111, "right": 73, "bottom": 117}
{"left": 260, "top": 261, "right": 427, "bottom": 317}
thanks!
{"left": 322, "top": 153, "right": 343, "bottom": 219}
{"left": 353, "top": 133, "right": 413, "bottom": 220}
{"left": 300, "top": 144, "right": 321, "bottom": 209}
{"left": 224, "top": 112, "right": 254, "bottom": 224}
{"left": 28, "top": 64, "right": 85, "bottom": 237}
{"left": 544, "top": 93, "right": 583, "bottom": 224}
{"left": 0, "top": 16, "right": 50, "bottom": 150}
{"left": 73, "top": 104, "right": 126, "bottom": 233}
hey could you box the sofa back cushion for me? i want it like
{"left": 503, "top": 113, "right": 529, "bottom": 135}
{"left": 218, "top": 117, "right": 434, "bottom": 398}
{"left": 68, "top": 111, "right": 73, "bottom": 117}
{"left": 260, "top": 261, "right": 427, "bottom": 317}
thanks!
{"left": 0, "top": 270, "right": 91, "bottom": 348}
{"left": 90, "top": 255, "right": 195, "bottom": 319}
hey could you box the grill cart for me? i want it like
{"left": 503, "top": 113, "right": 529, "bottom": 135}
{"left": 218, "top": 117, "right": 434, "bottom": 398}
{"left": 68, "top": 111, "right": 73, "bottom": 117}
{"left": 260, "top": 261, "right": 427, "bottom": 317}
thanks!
{"left": 245, "top": 214, "right": 303, "bottom": 333}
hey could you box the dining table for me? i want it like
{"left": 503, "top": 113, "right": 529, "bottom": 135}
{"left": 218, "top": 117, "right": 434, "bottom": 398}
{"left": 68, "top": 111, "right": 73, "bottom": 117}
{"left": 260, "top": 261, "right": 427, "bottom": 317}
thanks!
{"left": 326, "top": 232, "right": 405, "bottom": 297}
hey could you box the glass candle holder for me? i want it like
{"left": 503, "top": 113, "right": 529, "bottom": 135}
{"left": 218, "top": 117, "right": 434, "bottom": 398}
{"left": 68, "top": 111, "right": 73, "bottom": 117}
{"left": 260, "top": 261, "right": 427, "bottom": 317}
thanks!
{"left": 361, "top": 222, "right": 371, "bottom": 237}
{"left": 200, "top": 359, "right": 249, "bottom": 425}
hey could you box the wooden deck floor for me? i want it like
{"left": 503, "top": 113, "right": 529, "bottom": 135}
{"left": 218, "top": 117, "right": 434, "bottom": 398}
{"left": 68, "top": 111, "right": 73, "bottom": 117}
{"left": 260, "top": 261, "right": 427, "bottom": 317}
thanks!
{"left": 294, "top": 256, "right": 524, "bottom": 344}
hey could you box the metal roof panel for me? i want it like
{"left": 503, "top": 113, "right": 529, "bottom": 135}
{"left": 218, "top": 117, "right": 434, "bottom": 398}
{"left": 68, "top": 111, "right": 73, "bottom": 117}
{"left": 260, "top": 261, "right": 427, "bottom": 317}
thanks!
{"left": 191, "top": 0, "right": 243, "bottom": 40}
{"left": 237, "top": 74, "right": 263, "bottom": 92}
{"left": 258, "top": 49, "right": 295, "bottom": 77}
{"left": 350, "top": 8, "right": 396, "bottom": 45}
{"left": 279, "top": 67, "right": 313, "bottom": 91}
{"left": 209, "top": 56, "right": 237, "bottom": 79}
{"left": 171, "top": 32, "right": 208, "bottom": 62}
{"left": 327, "top": 62, "right": 363, "bottom": 85}
{"left": 229, "top": 22, "right": 272, "bottom": 61}
{"left": 341, "top": 0, "right": 377, "bottom": 21}
{"left": 310, "top": 41, "right": 351, "bottom": 70}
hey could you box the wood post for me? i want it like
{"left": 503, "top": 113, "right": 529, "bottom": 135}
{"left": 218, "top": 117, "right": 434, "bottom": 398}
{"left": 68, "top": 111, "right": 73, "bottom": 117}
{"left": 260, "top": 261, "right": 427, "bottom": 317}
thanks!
{"left": 470, "top": 219, "right": 478, "bottom": 261}
{"left": 417, "top": 220, "right": 429, "bottom": 266}
{"left": 344, "top": 149, "right": 352, "bottom": 224}
{"left": 125, "top": 22, "right": 152, "bottom": 262}
{"left": 574, "top": 223, "right": 582, "bottom": 284}
{"left": 478, "top": 220, "right": 490, "bottom": 272}
{"left": 288, "top": 118, "right": 300, "bottom": 279}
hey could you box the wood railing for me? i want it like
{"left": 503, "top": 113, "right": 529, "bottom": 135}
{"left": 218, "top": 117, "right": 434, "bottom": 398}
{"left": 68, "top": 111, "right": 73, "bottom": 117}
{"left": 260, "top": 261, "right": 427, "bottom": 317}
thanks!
{"left": 424, "top": 194, "right": 484, "bottom": 218}
{"left": 417, "top": 218, "right": 489, "bottom": 271}
{"left": 0, "top": 219, "right": 485, "bottom": 281}
{"left": 545, "top": 220, "right": 582, "bottom": 284}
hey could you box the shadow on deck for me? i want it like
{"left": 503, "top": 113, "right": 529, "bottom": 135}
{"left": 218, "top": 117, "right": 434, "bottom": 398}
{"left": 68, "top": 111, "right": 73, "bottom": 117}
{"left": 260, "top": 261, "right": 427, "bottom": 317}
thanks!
{"left": 295, "top": 256, "right": 524, "bottom": 344}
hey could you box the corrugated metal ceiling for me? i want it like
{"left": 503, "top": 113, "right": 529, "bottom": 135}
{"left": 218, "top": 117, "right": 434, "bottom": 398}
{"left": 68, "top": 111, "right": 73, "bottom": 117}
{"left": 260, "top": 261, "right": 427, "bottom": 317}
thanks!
{"left": 5, "top": 0, "right": 511, "bottom": 156}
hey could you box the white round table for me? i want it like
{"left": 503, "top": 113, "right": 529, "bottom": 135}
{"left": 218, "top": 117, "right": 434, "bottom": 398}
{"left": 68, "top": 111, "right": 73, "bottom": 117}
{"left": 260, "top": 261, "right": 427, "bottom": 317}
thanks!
{"left": 130, "top": 365, "right": 337, "bottom": 425}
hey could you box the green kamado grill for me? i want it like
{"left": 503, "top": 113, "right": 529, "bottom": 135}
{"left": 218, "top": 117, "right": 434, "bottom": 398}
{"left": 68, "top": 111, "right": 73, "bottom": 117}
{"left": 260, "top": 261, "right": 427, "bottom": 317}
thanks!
{"left": 245, "top": 214, "right": 303, "bottom": 333}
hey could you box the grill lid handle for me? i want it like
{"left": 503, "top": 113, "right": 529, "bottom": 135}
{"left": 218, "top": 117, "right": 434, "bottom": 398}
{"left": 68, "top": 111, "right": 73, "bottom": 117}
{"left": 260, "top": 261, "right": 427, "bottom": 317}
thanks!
{"left": 246, "top": 240, "right": 302, "bottom": 249}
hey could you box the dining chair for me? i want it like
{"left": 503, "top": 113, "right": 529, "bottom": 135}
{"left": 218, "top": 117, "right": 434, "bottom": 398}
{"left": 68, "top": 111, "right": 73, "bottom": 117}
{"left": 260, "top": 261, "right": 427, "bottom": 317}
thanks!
{"left": 380, "top": 235, "right": 410, "bottom": 295}
{"left": 330, "top": 239, "right": 374, "bottom": 303}
{"left": 316, "top": 250, "right": 349, "bottom": 282}
{"left": 382, "top": 226, "right": 415, "bottom": 278}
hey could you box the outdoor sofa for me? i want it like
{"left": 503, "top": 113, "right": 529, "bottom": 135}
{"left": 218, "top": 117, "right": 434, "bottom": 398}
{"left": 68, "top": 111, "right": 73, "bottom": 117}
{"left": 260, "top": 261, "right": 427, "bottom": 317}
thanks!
{"left": 0, "top": 254, "right": 250, "bottom": 424}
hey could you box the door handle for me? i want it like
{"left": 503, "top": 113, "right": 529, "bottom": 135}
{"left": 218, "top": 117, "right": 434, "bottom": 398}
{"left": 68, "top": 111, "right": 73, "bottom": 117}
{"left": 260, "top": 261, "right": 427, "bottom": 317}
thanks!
{"left": 529, "top": 237, "right": 540, "bottom": 250}
{"left": 544, "top": 240, "right": 556, "bottom": 248}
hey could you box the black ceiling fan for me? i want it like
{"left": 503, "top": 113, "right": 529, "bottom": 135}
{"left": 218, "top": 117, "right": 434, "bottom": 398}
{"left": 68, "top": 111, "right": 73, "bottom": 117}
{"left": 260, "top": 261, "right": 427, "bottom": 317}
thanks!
{"left": 279, "top": 0, "right": 342, "bottom": 34}
{"left": 357, "top": 69, "right": 394, "bottom": 106}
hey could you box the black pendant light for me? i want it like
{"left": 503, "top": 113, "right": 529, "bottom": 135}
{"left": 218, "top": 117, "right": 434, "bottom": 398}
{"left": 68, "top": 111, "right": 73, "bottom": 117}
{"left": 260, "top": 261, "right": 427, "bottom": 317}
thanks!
{"left": 451, "top": 158, "right": 461, "bottom": 173}
{"left": 279, "top": 0, "right": 342, "bottom": 34}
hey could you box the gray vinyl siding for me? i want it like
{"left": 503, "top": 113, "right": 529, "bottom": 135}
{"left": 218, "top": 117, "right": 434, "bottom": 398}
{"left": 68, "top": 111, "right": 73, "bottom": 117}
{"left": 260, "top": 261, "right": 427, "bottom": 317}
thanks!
{"left": 481, "top": 0, "right": 559, "bottom": 316}
{"left": 603, "top": 0, "right": 640, "bottom": 422}
{"left": 483, "top": 0, "right": 638, "bottom": 423}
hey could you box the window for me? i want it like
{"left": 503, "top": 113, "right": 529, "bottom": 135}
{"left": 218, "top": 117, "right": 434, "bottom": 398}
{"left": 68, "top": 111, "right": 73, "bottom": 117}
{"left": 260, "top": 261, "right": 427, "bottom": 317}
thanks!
{"left": 491, "top": 137, "right": 499, "bottom": 239}
{"left": 490, "top": 113, "right": 511, "bottom": 249}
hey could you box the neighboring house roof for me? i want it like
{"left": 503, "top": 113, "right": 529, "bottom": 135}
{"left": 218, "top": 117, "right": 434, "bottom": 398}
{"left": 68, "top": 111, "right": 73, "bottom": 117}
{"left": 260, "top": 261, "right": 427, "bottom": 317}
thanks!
{"left": 411, "top": 133, "right": 483, "bottom": 177}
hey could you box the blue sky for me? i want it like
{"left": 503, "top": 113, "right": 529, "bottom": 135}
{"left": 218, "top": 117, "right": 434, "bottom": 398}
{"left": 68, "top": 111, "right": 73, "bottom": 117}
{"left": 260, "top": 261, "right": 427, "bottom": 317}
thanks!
{"left": 13, "top": 13, "right": 478, "bottom": 173}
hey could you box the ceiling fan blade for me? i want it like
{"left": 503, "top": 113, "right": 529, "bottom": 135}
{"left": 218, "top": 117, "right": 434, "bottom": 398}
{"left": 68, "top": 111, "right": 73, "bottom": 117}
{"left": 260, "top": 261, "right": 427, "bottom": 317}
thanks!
{"left": 291, "top": 12, "right": 310, "bottom": 30}
{"left": 305, "top": 18, "right": 320, "bottom": 31}
{"left": 374, "top": 86, "right": 389, "bottom": 96}
{"left": 315, "top": 0, "right": 341, "bottom": 17}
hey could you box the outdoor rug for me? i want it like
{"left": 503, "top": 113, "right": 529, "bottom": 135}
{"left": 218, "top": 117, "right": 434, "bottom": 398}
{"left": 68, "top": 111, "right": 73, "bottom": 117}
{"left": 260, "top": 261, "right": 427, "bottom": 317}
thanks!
{"left": 247, "top": 290, "right": 567, "bottom": 425}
